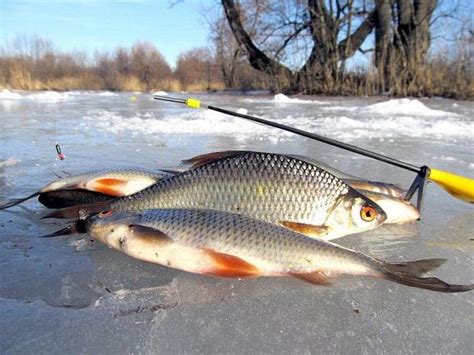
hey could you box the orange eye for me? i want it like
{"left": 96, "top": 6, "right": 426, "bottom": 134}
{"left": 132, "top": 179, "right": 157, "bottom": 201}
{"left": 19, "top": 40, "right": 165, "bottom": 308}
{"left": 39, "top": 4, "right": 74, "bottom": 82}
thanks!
{"left": 360, "top": 205, "right": 377, "bottom": 222}
{"left": 98, "top": 210, "right": 113, "bottom": 218}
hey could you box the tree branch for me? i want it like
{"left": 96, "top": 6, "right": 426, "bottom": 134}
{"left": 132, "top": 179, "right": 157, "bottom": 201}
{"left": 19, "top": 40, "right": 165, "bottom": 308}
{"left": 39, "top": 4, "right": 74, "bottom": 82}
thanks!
{"left": 221, "top": 0, "right": 293, "bottom": 76}
{"left": 338, "top": 10, "right": 376, "bottom": 59}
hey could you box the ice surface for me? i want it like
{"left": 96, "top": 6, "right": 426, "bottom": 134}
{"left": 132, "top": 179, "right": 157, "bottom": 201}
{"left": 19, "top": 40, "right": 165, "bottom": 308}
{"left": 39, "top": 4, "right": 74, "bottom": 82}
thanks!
{"left": 80, "top": 104, "right": 473, "bottom": 142}
{"left": 0, "top": 92, "right": 473, "bottom": 353}
{"left": 0, "top": 157, "right": 20, "bottom": 168}
{"left": 82, "top": 108, "right": 292, "bottom": 142}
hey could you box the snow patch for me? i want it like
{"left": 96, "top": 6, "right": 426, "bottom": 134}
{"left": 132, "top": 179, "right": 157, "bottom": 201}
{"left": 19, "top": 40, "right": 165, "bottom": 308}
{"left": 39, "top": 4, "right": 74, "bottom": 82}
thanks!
{"left": 0, "top": 89, "right": 22, "bottom": 100}
{"left": 364, "top": 99, "right": 452, "bottom": 117}
{"left": 153, "top": 91, "right": 168, "bottom": 96}
{"left": 97, "top": 91, "right": 118, "bottom": 96}
{"left": 27, "top": 91, "right": 72, "bottom": 103}
{"left": 272, "top": 93, "right": 316, "bottom": 104}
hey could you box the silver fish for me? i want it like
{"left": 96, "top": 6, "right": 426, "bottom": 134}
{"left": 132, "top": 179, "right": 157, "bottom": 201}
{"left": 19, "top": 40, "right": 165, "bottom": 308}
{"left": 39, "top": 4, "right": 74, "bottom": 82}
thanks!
{"left": 46, "top": 151, "right": 387, "bottom": 240}
{"left": 85, "top": 208, "right": 473, "bottom": 293}
{"left": 0, "top": 168, "right": 173, "bottom": 210}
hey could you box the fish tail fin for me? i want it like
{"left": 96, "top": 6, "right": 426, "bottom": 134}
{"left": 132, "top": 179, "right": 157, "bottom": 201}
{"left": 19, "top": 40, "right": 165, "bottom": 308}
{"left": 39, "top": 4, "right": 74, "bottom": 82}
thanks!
{"left": 41, "top": 200, "right": 110, "bottom": 219}
{"left": 380, "top": 259, "right": 473, "bottom": 293}
{"left": 0, "top": 192, "right": 39, "bottom": 210}
{"left": 380, "top": 258, "right": 447, "bottom": 277}
{"left": 38, "top": 220, "right": 87, "bottom": 238}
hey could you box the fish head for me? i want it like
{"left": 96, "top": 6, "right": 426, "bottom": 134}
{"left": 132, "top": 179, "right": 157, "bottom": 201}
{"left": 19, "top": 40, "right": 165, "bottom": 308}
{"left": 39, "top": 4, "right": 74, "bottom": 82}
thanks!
{"left": 358, "top": 190, "right": 420, "bottom": 224}
{"left": 87, "top": 210, "right": 140, "bottom": 249}
{"left": 324, "top": 190, "right": 387, "bottom": 237}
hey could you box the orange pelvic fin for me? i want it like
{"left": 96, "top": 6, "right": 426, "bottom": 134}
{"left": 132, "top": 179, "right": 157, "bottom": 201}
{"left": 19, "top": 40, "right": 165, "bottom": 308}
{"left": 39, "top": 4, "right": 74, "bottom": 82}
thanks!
{"left": 203, "top": 249, "right": 260, "bottom": 278}
{"left": 183, "top": 150, "right": 248, "bottom": 169}
{"left": 279, "top": 221, "right": 328, "bottom": 239}
{"left": 88, "top": 178, "right": 128, "bottom": 197}
{"left": 289, "top": 271, "right": 332, "bottom": 286}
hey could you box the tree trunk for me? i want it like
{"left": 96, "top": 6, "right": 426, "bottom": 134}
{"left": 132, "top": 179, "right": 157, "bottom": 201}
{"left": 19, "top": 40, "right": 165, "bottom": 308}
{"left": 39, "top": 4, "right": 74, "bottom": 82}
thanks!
{"left": 221, "top": 0, "right": 375, "bottom": 94}
{"left": 376, "top": 0, "right": 437, "bottom": 95}
{"left": 374, "top": 0, "right": 391, "bottom": 93}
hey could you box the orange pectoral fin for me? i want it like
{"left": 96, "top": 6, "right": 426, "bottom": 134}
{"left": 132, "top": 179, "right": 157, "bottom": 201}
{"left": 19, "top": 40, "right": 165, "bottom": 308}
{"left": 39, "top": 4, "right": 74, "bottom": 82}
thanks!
{"left": 88, "top": 178, "right": 128, "bottom": 197}
{"left": 279, "top": 221, "right": 329, "bottom": 239}
{"left": 203, "top": 249, "right": 261, "bottom": 278}
{"left": 289, "top": 271, "right": 332, "bottom": 286}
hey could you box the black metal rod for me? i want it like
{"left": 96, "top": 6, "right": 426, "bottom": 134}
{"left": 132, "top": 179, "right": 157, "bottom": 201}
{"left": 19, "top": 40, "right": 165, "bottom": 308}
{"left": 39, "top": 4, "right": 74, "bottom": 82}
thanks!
{"left": 153, "top": 95, "right": 186, "bottom": 105}
{"left": 207, "top": 105, "right": 421, "bottom": 173}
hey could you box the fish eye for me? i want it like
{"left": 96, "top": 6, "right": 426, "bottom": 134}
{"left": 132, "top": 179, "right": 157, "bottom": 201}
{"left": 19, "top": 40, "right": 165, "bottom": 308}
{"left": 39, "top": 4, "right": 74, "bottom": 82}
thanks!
{"left": 360, "top": 204, "right": 377, "bottom": 222}
{"left": 98, "top": 210, "right": 113, "bottom": 218}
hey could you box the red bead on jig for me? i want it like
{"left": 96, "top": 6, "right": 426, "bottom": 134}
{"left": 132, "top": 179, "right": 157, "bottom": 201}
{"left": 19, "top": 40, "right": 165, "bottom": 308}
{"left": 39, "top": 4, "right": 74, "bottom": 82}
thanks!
{"left": 56, "top": 144, "right": 65, "bottom": 160}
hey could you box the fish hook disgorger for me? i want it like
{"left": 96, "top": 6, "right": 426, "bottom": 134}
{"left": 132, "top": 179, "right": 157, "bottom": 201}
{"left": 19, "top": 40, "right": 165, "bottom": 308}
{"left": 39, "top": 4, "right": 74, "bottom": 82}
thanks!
{"left": 153, "top": 95, "right": 474, "bottom": 211}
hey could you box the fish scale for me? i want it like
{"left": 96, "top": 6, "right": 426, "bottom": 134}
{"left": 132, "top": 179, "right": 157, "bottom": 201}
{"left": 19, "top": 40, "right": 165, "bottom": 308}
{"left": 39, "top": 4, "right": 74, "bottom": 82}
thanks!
{"left": 110, "top": 152, "right": 350, "bottom": 226}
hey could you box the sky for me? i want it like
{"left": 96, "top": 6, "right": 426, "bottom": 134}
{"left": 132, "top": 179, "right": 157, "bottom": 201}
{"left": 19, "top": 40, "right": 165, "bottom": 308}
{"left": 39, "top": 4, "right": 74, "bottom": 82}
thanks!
{"left": 0, "top": 0, "right": 213, "bottom": 67}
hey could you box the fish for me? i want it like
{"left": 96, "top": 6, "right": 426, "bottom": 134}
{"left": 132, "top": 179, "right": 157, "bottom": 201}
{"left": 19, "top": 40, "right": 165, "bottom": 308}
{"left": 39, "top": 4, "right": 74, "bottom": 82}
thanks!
{"left": 184, "top": 152, "right": 406, "bottom": 198}
{"left": 356, "top": 190, "right": 420, "bottom": 224}
{"left": 0, "top": 168, "right": 173, "bottom": 210}
{"left": 44, "top": 151, "right": 387, "bottom": 240}
{"left": 76, "top": 208, "right": 472, "bottom": 293}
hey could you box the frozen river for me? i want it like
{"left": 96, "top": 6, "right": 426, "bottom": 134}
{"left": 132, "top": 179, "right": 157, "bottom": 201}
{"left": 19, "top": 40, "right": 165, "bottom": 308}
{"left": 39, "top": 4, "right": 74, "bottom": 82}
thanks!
{"left": 0, "top": 90, "right": 473, "bottom": 353}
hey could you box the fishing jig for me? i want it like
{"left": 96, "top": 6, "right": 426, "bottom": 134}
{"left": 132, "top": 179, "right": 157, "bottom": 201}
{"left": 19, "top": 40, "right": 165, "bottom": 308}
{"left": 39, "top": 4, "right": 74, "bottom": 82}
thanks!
{"left": 55, "top": 143, "right": 65, "bottom": 160}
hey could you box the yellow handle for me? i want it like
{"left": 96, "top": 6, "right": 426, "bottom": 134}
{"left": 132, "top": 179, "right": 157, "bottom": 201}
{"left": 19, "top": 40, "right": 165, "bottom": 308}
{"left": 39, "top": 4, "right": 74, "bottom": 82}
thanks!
{"left": 428, "top": 168, "right": 474, "bottom": 203}
{"left": 185, "top": 98, "right": 201, "bottom": 109}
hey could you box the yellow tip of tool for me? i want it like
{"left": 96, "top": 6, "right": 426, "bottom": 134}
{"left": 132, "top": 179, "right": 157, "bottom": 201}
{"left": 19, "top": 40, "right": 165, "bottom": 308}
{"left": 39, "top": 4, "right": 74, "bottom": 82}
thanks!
{"left": 186, "top": 98, "right": 201, "bottom": 109}
{"left": 428, "top": 168, "right": 474, "bottom": 203}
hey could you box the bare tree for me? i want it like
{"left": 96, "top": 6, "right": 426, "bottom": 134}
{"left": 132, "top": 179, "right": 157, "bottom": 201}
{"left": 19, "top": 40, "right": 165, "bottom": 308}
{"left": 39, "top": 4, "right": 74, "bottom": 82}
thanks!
{"left": 221, "top": 0, "right": 376, "bottom": 93}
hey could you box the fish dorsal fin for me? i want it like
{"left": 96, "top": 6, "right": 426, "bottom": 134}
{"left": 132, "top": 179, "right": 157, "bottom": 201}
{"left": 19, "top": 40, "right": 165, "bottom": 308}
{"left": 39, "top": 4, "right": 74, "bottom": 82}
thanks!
{"left": 182, "top": 150, "right": 249, "bottom": 169}
{"left": 157, "top": 168, "right": 183, "bottom": 175}
{"left": 289, "top": 271, "right": 332, "bottom": 286}
{"left": 279, "top": 221, "right": 329, "bottom": 239}
{"left": 129, "top": 225, "right": 174, "bottom": 246}
{"left": 202, "top": 248, "right": 261, "bottom": 278}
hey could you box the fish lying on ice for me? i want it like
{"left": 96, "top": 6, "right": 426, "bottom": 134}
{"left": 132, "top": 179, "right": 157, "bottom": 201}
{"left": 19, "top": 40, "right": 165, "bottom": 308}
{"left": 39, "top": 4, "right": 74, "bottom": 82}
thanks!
{"left": 44, "top": 151, "right": 388, "bottom": 240}
{"left": 55, "top": 208, "right": 472, "bottom": 293}
{"left": 0, "top": 168, "right": 173, "bottom": 210}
